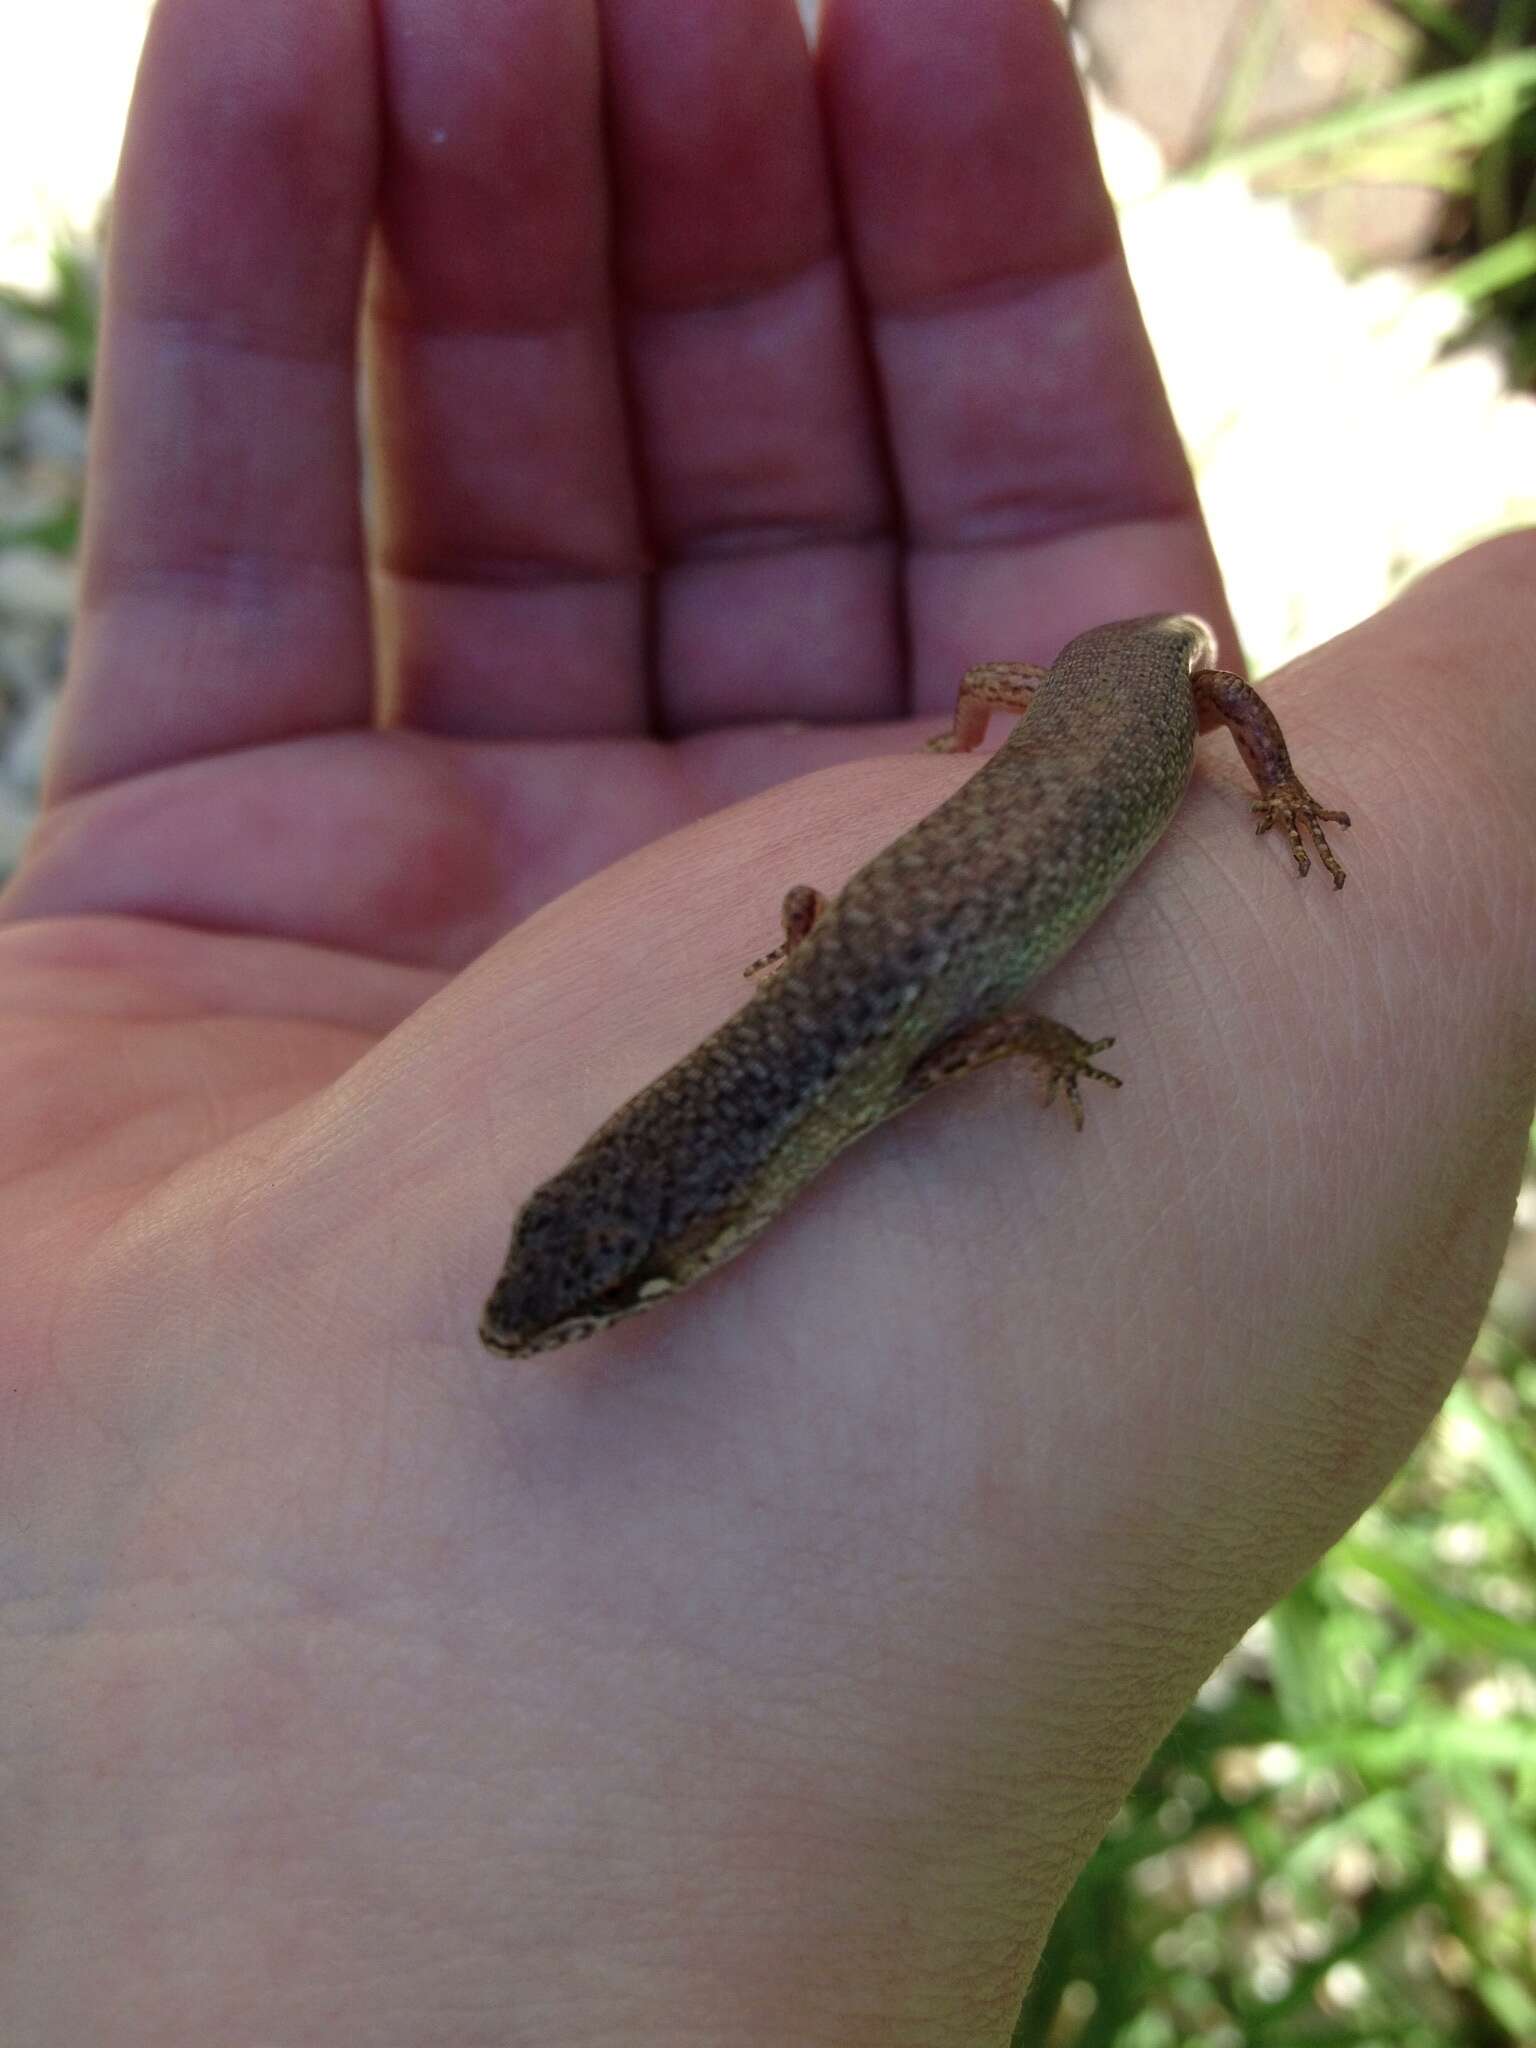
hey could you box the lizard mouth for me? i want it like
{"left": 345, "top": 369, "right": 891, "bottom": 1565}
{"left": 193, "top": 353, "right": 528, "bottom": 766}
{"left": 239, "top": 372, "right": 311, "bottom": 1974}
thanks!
{"left": 479, "top": 1309, "right": 609, "bottom": 1358}
{"left": 478, "top": 1270, "right": 680, "bottom": 1360}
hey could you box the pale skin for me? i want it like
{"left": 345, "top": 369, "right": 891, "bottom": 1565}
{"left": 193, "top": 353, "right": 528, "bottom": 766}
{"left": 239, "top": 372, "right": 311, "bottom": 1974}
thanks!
{"left": 1, "top": 2, "right": 1532, "bottom": 2044}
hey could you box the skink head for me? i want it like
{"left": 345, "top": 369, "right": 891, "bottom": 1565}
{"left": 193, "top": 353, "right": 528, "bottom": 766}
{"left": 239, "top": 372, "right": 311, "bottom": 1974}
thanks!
{"left": 478, "top": 1167, "right": 680, "bottom": 1359}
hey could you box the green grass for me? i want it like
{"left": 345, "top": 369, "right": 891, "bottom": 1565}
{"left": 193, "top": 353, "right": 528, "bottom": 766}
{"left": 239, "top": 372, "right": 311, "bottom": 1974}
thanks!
{"left": 1182, "top": 5, "right": 1536, "bottom": 381}
{"left": 0, "top": 232, "right": 98, "bottom": 398}
{"left": 0, "top": 234, "right": 98, "bottom": 555}
{"left": 1017, "top": 1305, "right": 1536, "bottom": 2045}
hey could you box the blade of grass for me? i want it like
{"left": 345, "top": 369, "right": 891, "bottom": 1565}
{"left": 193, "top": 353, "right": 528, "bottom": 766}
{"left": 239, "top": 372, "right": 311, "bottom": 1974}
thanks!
{"left": 1276, "top": 1786, "right": 1424, "bottom": 1889}
{"left": 1333, "top": 1536, "right": 1536, "bottom": 1665}
{"left": 1474, "top": 1966, "right": 1536, "bottom": 2039}
{"left": 1449, "top": 1767, "right": 1536, "bottom": 1908}
{"left": 1305, "top": 1717, "right": 1536, "bottom": 1774}
{"left": 1204, "top": 0, "right": 1291, "bottom": 158}
{"left": 1181, "top": 47, "right": 1536, "bottom": 182}
{"left": 1442, "top": 1380, "right": 1536, "bottom": 1547}
{"left": 1283, "top": 138, "right": 1472, "bottom": 190}
{"left": 1436, "top": 223, "right": 1536, "bottom": 297}
{"left": 1267, "top": 1573, "right": 1340, "bottom": 1733}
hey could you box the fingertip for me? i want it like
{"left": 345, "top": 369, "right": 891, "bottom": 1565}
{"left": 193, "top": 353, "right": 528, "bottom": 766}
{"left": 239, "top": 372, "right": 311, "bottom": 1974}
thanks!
{"left": 112, "top": 0, "right": 378, "bottom": 346}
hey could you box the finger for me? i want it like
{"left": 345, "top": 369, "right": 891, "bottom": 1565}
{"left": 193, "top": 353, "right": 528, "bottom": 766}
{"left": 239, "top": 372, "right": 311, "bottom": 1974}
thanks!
{"left": 367, "top": 0, "right": 644, "bottom": 741}
{"left": 47, "top": 0, "right": 380, "bottom": 801}
{"left": 370, "top": 0, "right": 897, "bottom": 743}
{"left": 601, "top": 0, "right": 898, "bottom": 734}
{"left": 820, "top": 0, "right": 1236, "bottom": 701}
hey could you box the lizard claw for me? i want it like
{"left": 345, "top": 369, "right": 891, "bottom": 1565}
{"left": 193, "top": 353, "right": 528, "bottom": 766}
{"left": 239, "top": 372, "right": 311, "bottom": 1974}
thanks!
{"left": 1039, "top": 1033, "right": 1121, "bottom": 1132}
{"left": 1251, "top": 781, "right": 1351, "bottom": 889}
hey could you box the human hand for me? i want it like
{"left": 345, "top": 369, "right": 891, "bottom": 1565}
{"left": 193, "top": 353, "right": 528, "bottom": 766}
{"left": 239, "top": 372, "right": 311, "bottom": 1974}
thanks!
{"left": 3, "top": 0, "right": 1532, "bottom": 2040}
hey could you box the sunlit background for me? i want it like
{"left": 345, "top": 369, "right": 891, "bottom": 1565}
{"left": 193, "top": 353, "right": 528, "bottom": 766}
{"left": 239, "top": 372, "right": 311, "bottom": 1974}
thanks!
{"left": 3, "top": 4, "right": 1534, "bottom": 2042}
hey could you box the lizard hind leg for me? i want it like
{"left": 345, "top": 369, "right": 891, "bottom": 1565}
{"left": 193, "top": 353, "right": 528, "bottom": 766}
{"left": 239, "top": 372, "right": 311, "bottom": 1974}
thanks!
{"left": 1192, "top": 668, "right": 1351, "bottom": 887}
{"left": 743, "top": 884, "right": 830, "bottom": 980}
{"left": 905, "top": 1009, "right": 1121, "bottom": 1131}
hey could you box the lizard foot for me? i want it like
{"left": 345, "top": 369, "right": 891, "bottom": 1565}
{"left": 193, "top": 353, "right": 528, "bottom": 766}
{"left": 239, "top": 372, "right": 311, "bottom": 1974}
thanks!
{"left": 1034, "top": 1027, "right": 1121, "bottom": 1132}
{"left": 743, "top": 883, "right": 827, "bottom": 979}
{"left": 907, "top": 1013, "right": 1121, "bottom": 1131}
{"left": 1251, "top": 781, "right": 1351, "bottom": 888}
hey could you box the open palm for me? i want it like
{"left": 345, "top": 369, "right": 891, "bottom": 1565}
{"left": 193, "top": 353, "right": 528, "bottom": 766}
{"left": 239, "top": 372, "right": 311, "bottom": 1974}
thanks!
{"left": 3, "top": 0, "right": 1239, "bottom": 1366}
{"left": 5, "top": 2, "right": 1532, "bottom": 2041}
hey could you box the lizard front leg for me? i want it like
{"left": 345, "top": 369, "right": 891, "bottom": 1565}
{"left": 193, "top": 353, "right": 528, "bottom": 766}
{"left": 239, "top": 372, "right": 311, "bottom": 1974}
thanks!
{"left": 926, "top": 660, "right": 1046, "bottom": 753}
{"left": 905, "top": 1010, "right": 1121, "bottom": 1131}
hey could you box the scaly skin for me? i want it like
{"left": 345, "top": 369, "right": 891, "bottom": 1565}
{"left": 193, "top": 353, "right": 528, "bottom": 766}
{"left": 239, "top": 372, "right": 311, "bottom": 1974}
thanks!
{"left": 480, "top": 614, "right": 1349, "bottom": 1356}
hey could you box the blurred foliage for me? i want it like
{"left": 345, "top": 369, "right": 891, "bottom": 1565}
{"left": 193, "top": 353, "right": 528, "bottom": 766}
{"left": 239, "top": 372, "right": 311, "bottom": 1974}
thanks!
{"left": 1186, "top": 4, "right": 1536, "bottom": 382}
{"left": 1016, "top": 1338, "right": 1536, "bottom": 2044}
{"left": 0, "top": 232, "right": 98, "bottom": 553}
{"left": 0, "top": 231, "right": 99, "bottom": 396}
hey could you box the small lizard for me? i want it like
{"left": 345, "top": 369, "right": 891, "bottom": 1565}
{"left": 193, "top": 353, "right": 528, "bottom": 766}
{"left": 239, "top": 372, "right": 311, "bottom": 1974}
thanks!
{"left": 480, "top": 614, "right": 1349, "bottom": 1358}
